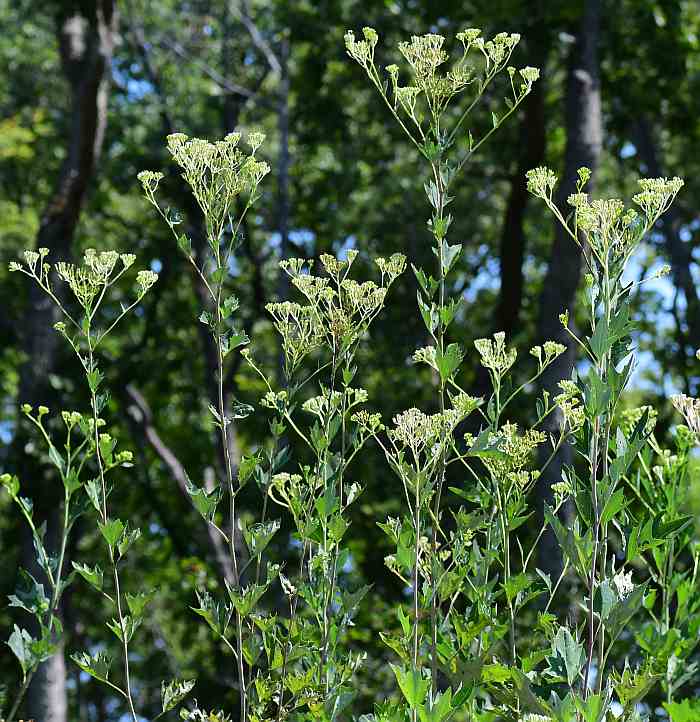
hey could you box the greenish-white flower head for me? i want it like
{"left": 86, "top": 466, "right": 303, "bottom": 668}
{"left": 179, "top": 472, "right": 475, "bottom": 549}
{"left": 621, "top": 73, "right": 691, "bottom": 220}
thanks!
{"left": 482, "top": 422, "right": 546, "bottom": 481}
{"left": 142, "top": 132, "right": 270, "bottom": 240}
{"left": 475, "top": 331, "right": 517, "bottom": 375}
{"left": 671, "top": 393, "right": 700, "bottom": 438}
{"left": 612, "top": 569, "right": 634, "bottom": 600}
{"left": 346, "top": 25, "right": 537, "bottom": 146}
{"left": 525, "top": 166, "right": 558, "bottom": 199}
{"left": 530, "top": 341, "right": 566, "bottom": 371}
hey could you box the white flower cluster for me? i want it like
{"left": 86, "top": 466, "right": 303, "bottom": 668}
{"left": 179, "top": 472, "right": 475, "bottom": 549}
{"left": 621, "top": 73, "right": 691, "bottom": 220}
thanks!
{"left": 302, "top": 390, "right": 343, "bottom": 418}
{"left": 346, "top": 26, "right": 536, "bottom": 131}
{"left": 136, "top": 170, "right": 164, "bottom": 194}
{"left": 618, "top": 405, "right": 657, "bottom": 438}
{"left": 555, "top": 380, "right": 585, "bottom": 434}
{"left": 375, "top": 253, "right": 407, "bottom": 283}
{"left": 552, "top": 480, "right": 572, "bottom": 504}
{"left": 390, "top": 402, "right": 470, "bottom": 457}
{"left": 529, "top": 166, "right": 684, "bottom": 262}
{"left": 136, "top": 269, "right": 159, "bottom": 296}
{"left": 351, "top": 409, "right": 383, "bottom": 434}
{"left": 265, "top": 301, "right": 321, "bottom": 372}
{"left": 482, "top": 422, "right": 546, "bottom": 482}
{"left": 612, "top": 569, "right": 634, "bottom": 600}
{"left": 530, "top": 340, "right": 566, "bottom": 371}
{"left": 140, "top": 132, "right": 269, "bottom": 239}
{"left": 271, "top": 253, "right": 406, "bottom": 365}
{"left": 633, "top": 177, "right": 684, "bottom": 220}
{"left": 525, "top": 166, "right": 558, "bottom": 199}
{"left": 56, "top": 262, "right": 103, "bottom": 308}
{"left": 474, "top": 331, "right": 517, "bottom": 375}
{"left": 343, "top": 27, "right": 378, "bottom": 69}
{"left": 671, "top": 393, "right": 700, "bottom": 437}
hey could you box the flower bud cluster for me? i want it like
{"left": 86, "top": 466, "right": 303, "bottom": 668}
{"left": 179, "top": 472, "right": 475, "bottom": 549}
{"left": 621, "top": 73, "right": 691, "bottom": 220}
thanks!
{"left": 346, "top": 26, "right": 536, "bottom": 136}
{"left": 482, "top": 422, "right": 545, "bottom": 481}
{"left": 555, "top": 380, "right": 585, "bottom": 434}
{"left": 475, "top": 332, "right": 517, "bottom": 375}
{"left": 671, "top": 393, "right": 700, "bottom": 437}
{"left": 270, "top": 254, "right": 405, "bottom": 370}
{"left": 530, "top": 341, "right": 566, "bottom": 371}
{"left": 140, "top": 132, "right": 269, "bottom": 241}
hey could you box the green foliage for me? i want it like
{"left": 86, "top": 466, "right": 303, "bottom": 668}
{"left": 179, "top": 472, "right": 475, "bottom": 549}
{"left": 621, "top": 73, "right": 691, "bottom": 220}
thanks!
{"left": 2, "top": 8, "right": 700, "bottom": 722}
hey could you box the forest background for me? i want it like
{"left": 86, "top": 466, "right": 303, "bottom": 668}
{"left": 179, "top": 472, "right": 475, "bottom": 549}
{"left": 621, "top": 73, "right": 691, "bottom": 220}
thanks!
{"left": 1, "top": 0, "right": 699, "bottom": 720}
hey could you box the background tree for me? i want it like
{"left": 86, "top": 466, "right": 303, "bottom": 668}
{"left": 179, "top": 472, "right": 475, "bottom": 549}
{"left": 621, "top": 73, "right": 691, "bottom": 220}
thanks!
{"left": 1, "top": 0, "right": 699, "bottom": 719}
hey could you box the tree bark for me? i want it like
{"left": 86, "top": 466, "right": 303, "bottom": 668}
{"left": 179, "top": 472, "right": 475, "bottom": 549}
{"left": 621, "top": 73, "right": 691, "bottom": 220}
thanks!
{"left": 534, "top": 0, "right": 603, "bottom": 575}
{"left": 12, "top": 3, "right": 116, "bottom": 720}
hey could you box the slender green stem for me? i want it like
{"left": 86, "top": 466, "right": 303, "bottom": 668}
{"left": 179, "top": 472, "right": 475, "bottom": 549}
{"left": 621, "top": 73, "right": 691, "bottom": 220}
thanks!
{"left": 88, "top": 336, "right": 137, "bottom": 722}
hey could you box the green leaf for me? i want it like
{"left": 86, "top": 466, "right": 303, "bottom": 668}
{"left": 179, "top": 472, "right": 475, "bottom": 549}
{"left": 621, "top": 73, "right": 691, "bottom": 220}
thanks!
{"left": 221, "top": 295, "right": 239, "bottom": 318}
{"left": 242, "top": 519, "right": 280, "bottom": 558}
{"left": 606, "top": 582, "right": 648, "bottom": 639}
{"left": 600, "top": 488, "right": 626, "bottom": 525}
{"left": 588, "top": 317, "right": 610, "bottom": 361}
{"left": 593, "top": 579, "right": 616, "bottom": 621}
{"left": 439, "top": 240, "right": 461, "bottom": 275}
{"left": 416, "top": 292, "right": 439, "bottom": 334}
{"left": 118, "top": 526, "right": 141, "bottom": 558}
{"left": 8, "top": 625, "right": 36, "bottom": 674}
{"left": 553, "top": 627, "right": 584, "bottom": 686}
{"left": 391, "top": 664, "right": 430, "bottom": 709}
{"left": 99, "top": 518, "right": 125, "bottom": 550}
{"left": 481, "top": 663, "right": 512, "bottom": 683}
{"left": 435, "top": 343, "right": 463, "bottom": 383}
{"left": 85, "top": 479, "right": 101, "bottom": 512}
{"left": 1, "top": 473, "right": 19, "bottom": 497}
{"left": 231, "top": 402, "right": 254, "bottom": 419}
{"left": 177, "top": 234, "right": 192, "bottom": 255}
{"left": 72, "top": 650, "right": 113, "bottom": 683}
{"left": 238, "top": 451, "right": 261, "bottom": 484}
{"left": 48, "top": 444, "right": 65, "bottom": 473}
{"left": 653, "top": 513, "right": 693, "bottom": 540}
{"left": 663, "top": 699, "right": 700, "bottom": 722}
{"left": 191, "top": 589, "right": 231, "bottom": 636}
{"left": 503, "top": 573, "right": 532, "bottom": 605}
{"left": 418, "top": 688, "right": 452, "bottom": 722}
{"left": 63, "top": 469, "right": 81, "bottom": 495}
{"left": 86, "top": 368, "right": 103, "bottom": 393}
{"left": 72, "top": 562, "right": 104, "bottom": 592}
{"left": 186, "top": 477, "right": 222, "bottom": 523}
{"left": 126, "top": 590, "right": 154, "bottom": 620}
{"left": 412, "top": 264, "right": 438, "bottom": 299}
{"left": 397, "top": 606, "right": 411, "bottom": 637}
{"left": 107, "top": 614, "right": 140, "bottom": 643}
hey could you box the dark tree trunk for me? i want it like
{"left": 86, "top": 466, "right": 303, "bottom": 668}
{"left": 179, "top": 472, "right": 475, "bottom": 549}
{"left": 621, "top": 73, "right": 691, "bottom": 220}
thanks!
{"left": 12, "top": 3, "right": 116, "bottom": 720}
{"left": 534, "top": 0, "right": 603, "bottom": 575}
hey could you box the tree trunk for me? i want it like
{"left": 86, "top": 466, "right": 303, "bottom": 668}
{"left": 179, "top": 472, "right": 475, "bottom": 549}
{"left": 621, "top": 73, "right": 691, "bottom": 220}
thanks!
{"left": 13, "top": 3, "right": 116, "bottom": 720}
{"left": 534, "top": 0, "right": 603, "bottom": 575}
